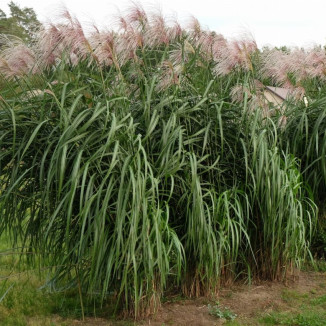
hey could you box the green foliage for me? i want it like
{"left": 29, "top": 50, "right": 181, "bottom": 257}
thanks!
{"left": 273, "top": 98, "right": 326, "bottom": 259}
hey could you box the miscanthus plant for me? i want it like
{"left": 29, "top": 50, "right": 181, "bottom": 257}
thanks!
{"left": 0, "top": 4, "right": 320, "bottom": 318}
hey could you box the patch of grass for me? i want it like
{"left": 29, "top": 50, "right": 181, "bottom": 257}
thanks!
{"left": 258, "top": 285, "right": 326, "bottom": 326}
{"left": 0, "top": 235, "right": 100, "bottom": 325}
{"left": 281, "top": 289, "right": 308, "bottom": 304}
{"left": 311, "top": 294, "right": 326, "bottom": 306}
{"left": 224, "top": 321, "right": 242, "bottom": 326}
{"left": 260, "top": 310, "right": 326, "bottom": 326}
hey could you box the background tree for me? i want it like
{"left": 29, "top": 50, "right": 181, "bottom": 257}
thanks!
{"left": 0, "top": 1, "right": 40, "bottom": 44}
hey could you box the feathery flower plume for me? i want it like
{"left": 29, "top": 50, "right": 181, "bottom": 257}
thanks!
{"left": 169, "top": 40, "right": 194, "bottom": 67}
{"left": 156, "top": 60, "right": 182, "bottom": 91}
{"left": 194, "top": 31, "right": 226, "bottom": 60}
{"left": 37, "top": 24, "right": 64, "bottom": 68}
{"left": 5, "top": 1, "right": 326, "bottom": 87}
{"left": 117, "top": 30, "right": 143, "bottom": 65}
{"left": 261, "top": 49, "right": 292, "bottom": 86}
{"left": 0, "top": 36, "right": 37, "bottom": 78}
{"left": 124, "top": 2, "right": 148, "bottom": 30}
{"left": 167, "top": 18, "right": 183, "bottom": 42}
{"left": 286, "top": 49, "right": 310, "bottom": 82}
{"left": 187, "top": 16, "right": 202, "bottom": 40}
{"left": 113, "top": 8, "right": 145, "bottom": 64}
{"left": 38, "top": 8, "right": 92, "bottom": 67}
{"left": 261, "top": 47, "right": 326, "bottom": 88}
{"left": 89, "top": 30, "right": 116, "bottom": 66}
{"left": 305, "top": 48, "right": 326, "bottom": 79}
{"left": 144, "top": 11, "right": 170, "bottom": 47}
{"left": 213, "top": 36, "right": 257, "bottom": 76}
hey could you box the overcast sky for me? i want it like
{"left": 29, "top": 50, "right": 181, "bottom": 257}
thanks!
{"left": 1, "top": 0, "right": 325, "bottom": 48}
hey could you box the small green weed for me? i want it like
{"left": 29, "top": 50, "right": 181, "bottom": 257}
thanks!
{"left": 207, "top": 303, "right": 237, "bottom": 321}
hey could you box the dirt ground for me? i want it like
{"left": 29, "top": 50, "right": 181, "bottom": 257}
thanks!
{"left": 65, "top": 271, "right": 326, "bottom": 326}
{"left": 139, "top": 271, "right": 326, "bottom": 326}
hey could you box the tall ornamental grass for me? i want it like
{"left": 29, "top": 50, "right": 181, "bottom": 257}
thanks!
{"left": 0, "top": 4, "right": 320, "bottom": 317}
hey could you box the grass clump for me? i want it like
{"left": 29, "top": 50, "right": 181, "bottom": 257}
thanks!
{"left": 0, "top": 3, "right": 324, "bottom": 319}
